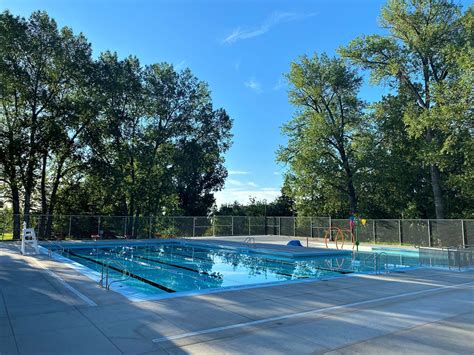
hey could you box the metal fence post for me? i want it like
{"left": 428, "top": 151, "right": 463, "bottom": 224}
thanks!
{"left": 231, "top": 216, "right": 234, "bottom": 236}
{"left": 428, "top": 219, "right": 432, "bottom": 247}
{"left": 293, "top": 217, "right": 296, "bottom": 237}
{"left": 373, "top": 220, "right": 376, "bottom": 244}
{"left": 248, "top": 216, "right": 251, "bottom": 235}
{"left": 193, "top": 217, "right": 196, "bottom": 237}
{"left": 124, "top": 216, "right": 127, "bottom": 237}
{"left": 398, "top": 219, "right": 402, "bottom": 245}
{"left": 461, "top": 219, "right": 465, "bottom": 247}
{"left": 212, "top": 217, "right": 215, "bottom": 236}
{"left": 310, "top": 218, "right": 313, "bottom": 238}
{"left": 149, "top": 216, "right": 152, "bottom": 239}
{"left": 278, "top": 217, "right": 281, "bottom": 236}
{"left": 98, "top": 216, "right": 101, "bottom": 236}
{"left": 68, "top": 215, "right": 72, "bottom": 237}
{"left": 329, "top": 216, "right": 332, "bottom": 240}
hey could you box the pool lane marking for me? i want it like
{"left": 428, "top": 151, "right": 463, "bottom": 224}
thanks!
{"left": 160, "top": 248, "right": 335, "bottom": 278}
{"left": 152, "top": 280, "right": 474, "bottom": 343}
{"left": 134, "top": 254, "right": 222, "bottom": 279}
{"left": 139, "top": 252, "right": 303, "bottom": 280}
{"left": 32, "top": 258, "right": 98, "bottom": 307}
{"left": 153, "top": 249, "right": 302, "bottom": 279}
{"left": 171, "top": 246, "right": 352, "bottom": 275}
{"left": 67, "top": 251, "right": 176, "bottom": 293}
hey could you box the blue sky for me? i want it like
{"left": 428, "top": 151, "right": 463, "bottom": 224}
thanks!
{"left": 4, "top": 0, "right": 465, "bottom": 206}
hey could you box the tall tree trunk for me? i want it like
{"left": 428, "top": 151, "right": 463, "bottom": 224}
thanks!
{"left": 339, "top": 145, "right": 358, "bottom": 213}
{"left": 5, "top": 128, "right": 21, "bottom": 239}
{"left": 133, "top": 208, "right": 140, "bottom": 238}
{"left": 426, "top": 129, "right": 445, "bottom": 219}
{"left": 23, "top": 114, "right": 38, "bottom": 227}
{"left": 11, "top": 183, "right": 21, "bottom": 240}
{"left": 44, "top": 158, "right": 66, "bottom": 239}
{"left": 23, "top": 191, "right": 32, "bottom": 227}
{"left": 39, "top": 152, "right": 48, "bottom": 238}
{"left": 346, "top": 177, "right": 358, "bottom": 214}
{"left": 430, "top": 164, "right": 445, "bottom": 219}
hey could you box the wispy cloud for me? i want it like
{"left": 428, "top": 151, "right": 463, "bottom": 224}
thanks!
{"left": 228, "top": 179, "right": 244, "bottom": 186}
{"left": 234, "top": 59, "right": 241, "bottom": 71}
{"left": 214, "top": 187, "right": 280, "bottom": 206}
{"left": 174, "top": 60, "right": 187, "bottom": 70}
{"left": 273, "top": 76, "right": 287, "bottom": 91}
{"left": 228, "top": 179, "right": 259, "bottom": 188}
{"left": 228, "top": 170, "right": 250, "bottom": 175}
{"left": 222, "top": 11, "right": 317, "bottom": 45}
{"left": 244, "top": 77, "right": 263, "bottom": 94}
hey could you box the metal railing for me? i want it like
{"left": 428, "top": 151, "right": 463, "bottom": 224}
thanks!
{"left": 243, "top": 237, "right": 256, "bottom": 247}
{"left": 1, "top": 213, "right": 473, "bottom": 248}
{"left": 99, "top": 258, "right": 131, "bottom": 290}
{"left": 419, "top": 245, "right": 473, "bottom": 270}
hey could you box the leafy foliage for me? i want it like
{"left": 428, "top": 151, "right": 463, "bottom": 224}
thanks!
{"left": 278, "top": 53, "right": 364, "bottom": 216}
{"left": 280, "top": 1, "right": 473, "bottom": 218}
{"left": 339, "top": 0, "right": 472, "bottom": 218}
{"left": 0, "top": 11, "right": 232, "bottom": 237}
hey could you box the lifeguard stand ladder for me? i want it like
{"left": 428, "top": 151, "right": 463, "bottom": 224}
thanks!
{"left": 21, "top": 222, "right": 39, "bottom": 255}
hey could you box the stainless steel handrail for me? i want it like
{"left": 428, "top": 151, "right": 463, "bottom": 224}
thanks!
{"left": 243, "top": 237, "right": 255, "bottom": 244}
{"left": 99, "top": 257, "right": 130, "bottom": 290}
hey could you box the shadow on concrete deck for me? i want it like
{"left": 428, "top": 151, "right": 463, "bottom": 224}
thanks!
{"left": 0, "top": 242, "right": 473, "bottom": 355}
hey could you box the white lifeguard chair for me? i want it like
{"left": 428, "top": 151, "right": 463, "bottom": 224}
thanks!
{"left": 21, "top": 222, "right": 39, "bottom": 255}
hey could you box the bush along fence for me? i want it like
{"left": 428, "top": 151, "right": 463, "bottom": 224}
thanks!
{"left": 0, "top": 214, "right": 472, "bottom": 248}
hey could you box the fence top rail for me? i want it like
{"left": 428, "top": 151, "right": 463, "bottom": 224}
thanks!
{"left": 2, "top": 213, "right": 473, "bottom": 221}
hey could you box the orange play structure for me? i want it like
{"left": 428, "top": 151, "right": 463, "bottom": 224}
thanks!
{"left": 324, "top": 226, "right": 356, "bottom": 250}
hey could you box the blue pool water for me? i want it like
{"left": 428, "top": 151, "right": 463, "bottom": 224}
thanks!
{"left": 51, "top": 242, "right": 421, "bottom": 299}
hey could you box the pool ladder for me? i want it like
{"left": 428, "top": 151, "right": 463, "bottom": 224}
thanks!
{"left": 243, "top": 237, "right": 256, "bottom": 247}
{"left": 99, "top": 258, "right": 131, "bottom": 290}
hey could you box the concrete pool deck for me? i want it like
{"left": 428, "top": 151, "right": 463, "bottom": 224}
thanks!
{"left": 0, "top": 239, "right": 473, "bottom": 355}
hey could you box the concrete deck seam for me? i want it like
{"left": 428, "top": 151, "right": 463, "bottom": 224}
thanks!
{"left": 1, "top": 291, "right": 21, "bottom": 355}
{"left": 323, "top": 310, "right": 474, "bottom": 354}
{"left": 151, "top": 280, "right": 474, "bottom": 343}
{"left": 75, "top": 306, "right": 127, "bottom": 355}
{"left": 30, "top": 256, "right": 98, "bottom": 307}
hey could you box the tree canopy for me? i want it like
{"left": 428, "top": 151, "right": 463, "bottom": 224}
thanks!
{"left": 0, "top": 11, "right": 232, "bottom": 237}
{"left": 279, "top": 0, "right": 473, "bottom": 219}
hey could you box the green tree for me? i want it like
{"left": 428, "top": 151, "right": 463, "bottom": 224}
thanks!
{"left": 278, "top": 53, "right": 365, "bottom": 216}
{"left": 215, "top": 193, "right": 294, "bottom": 217}
{"left": 82, "top": 59, "right": 232, "bottom": 221}
{"left": 1, "top": 11, "right": 233, "bottom": 239}
{"left": 0, "top": 11, "right": 95, "bottom": 237}
{"left": 357, "top": 91, "right": 433, "bottom": 218}
{"left": 340, "top": 0, "right": 472, "bottom": 218}
{"left": 141, "top": 64, "right": 232, "bottom": 216}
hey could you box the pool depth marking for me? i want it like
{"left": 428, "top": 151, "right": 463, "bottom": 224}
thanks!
{"left": 67, "top": 251, "right": 176, "bottom": 293}
{"left": 152, "top": 280, "right": 474, "bottom": 343}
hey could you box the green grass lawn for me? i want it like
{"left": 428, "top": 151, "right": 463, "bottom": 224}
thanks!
{"left": 0, "top": 232, "right": 13, "bottom": 240}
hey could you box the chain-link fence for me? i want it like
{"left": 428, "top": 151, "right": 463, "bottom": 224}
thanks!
{"left": 0, "top": 213, "right": 472, "bottom": 248}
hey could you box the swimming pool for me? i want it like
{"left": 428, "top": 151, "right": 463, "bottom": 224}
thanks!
{"left": 46, "top": 241, "right": 421, "bottom": 300}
